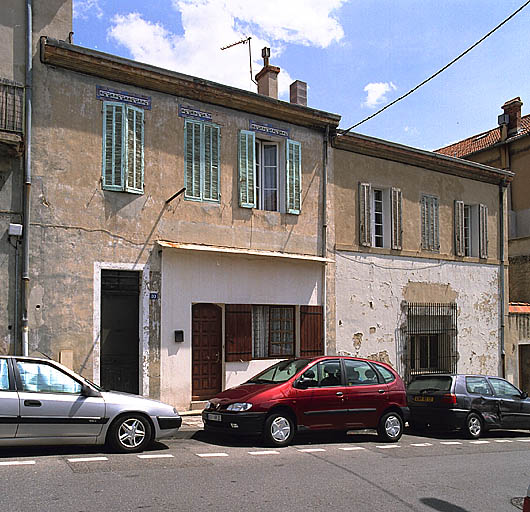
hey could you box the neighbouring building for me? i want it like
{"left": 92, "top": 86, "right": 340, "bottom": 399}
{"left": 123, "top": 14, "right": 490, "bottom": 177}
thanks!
{"left": 437, "top": 98, "right": 530, "bottom": 389}
{"left": 332, "top": 133, "right": 512, "bottom": 382}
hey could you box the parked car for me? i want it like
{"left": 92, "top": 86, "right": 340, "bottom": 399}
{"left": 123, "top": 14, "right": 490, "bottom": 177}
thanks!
{"left": 0, "top": 355, "right": 181, "bottom": 452}
{"left": 524, "top": 483, "right": 530, "bottom": 512}
{"left": 202, "top": 356, "right": 409, "bottom": 447}
{"left": 407, "top": 373, "right": 530, "bottom": 438}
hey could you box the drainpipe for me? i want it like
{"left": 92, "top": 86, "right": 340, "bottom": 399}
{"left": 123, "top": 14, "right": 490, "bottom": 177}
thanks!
{"left": 21, "top": 0, "right": 33, "bottom": 357}
{"left": 322, "top": 126, "right": 329, "bottom": 355}
{"left": 499, "top": 179, "right": 507, "bottom": 377}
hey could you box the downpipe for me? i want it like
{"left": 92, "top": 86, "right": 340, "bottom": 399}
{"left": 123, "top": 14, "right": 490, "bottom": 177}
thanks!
{"left": 322, "top": 126, "right": 329, "bottom": 355}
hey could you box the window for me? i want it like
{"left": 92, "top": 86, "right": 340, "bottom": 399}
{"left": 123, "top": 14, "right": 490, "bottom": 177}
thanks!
{"left": 344, "top": 359, "right": 379, "bottom": 386}
{"left": 359, "top": 183, "right": 402, "bottom": 249}
{"left": 184, "top": 120, "right": 220, "bottom": 202}
{"left": 0, "top": 359, "right": 9, "bottom": 390}
{"left": 466, "top": 376, "right": 492, "bottom": 396}
{"left": 421, "top": 194, "right": 439, "bottom": 251}
{"left": 372, "top": 363, "right": 395, "bottom": 383}
{"left": 402, "top": 303, "right": 458, "bottom": 381}
{"left": 489, "top": 378, "right": 522, "bottom": 398}
{"left": 301, "top": 360, "right": 342, "bottom": 387}
{"left": 454, "top": 201, "right": 488, "bottom": 258}
{"left": 248, "top": 359, "right": 310, "bottom": 384}
{"left": 252, "top": 306, "right": 295, "bottom": 358}
{"left": 102, "top": 102, "right": 144, "bottom": 194}
{"left": 238, "top": 130, "right": 301, "bottom": 214}
{"left": 16, "top": 361, "right": 82, "bottom": 394}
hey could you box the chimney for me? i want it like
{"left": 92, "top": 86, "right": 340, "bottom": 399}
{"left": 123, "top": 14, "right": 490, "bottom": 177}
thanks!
{"left": 501, "top": 97, "right": 523, "bottom": 136}
{"left": 255, "top": 47, "right": 280, "bottom": 99}
{"left": 289, "top": 80, "right": 307, "bottom": 106}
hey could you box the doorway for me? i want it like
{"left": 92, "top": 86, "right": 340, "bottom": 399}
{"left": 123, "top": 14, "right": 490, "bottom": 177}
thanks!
{"left": 192, "top": 303, "right": 222, "bottom": 400}
{"left": 100, "top": 270, "right": 140, "bottom": 394}
{"left": 520, "top": 345, "right": 530, "bottom": 394}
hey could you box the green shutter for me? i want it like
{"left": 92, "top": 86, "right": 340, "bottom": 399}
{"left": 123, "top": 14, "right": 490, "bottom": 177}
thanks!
{"left": 203, "top": 124, "right": 220, "bottom": 201}
{"left": 454, "top": 200, "right": 464, "bottom": 256}
{"left": 124, "top": 106, "right": 144, "bottom": 194}
{"left": 286, "top": 139, "right": 301, "bottom": 214}
{"left": 479, "top": 204, "right": 488, "bottom": 259}
{"left": 238, "top": 130, "right": 256, "bottom": 208}
{"left": 184, "top": 120, "right": 201, "bottom": 200}
{"left": 102, "top": 102, "right": 125, "bottom": 191}
{"left": 359, "top": 182, "right": 372, "bottom": 247}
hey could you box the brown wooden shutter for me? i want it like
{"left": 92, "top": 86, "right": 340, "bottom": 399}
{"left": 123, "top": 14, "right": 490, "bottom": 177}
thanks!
{"left": 225, "top": 304, "right": 252, "bottom": 362}
{"left": 300, "top": 305, "right": 324, "bottom": 357}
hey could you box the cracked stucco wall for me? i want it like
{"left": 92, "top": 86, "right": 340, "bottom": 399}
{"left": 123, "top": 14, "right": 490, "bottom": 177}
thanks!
{"left": 335, "top": 251, "right": 500, "bottom": 376}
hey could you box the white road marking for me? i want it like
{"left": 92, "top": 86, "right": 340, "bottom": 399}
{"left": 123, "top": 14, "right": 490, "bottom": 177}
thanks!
{"left": 375, "top": 445, "right": 400, "bottom": 449}
{"left": 0, "top": 460, "right": 36, "bottom": 466}
{"left": 137, "top": 454, "right": 175, "bottom": 459}
{"left": 410, "top": 443, "right": 433, "bottom": 447}
{"left": 494, "top": 440, "right": 513, "bottom": 443}
{"left": 297, "top": 448, "right": 326, "bottom": 453}
{"left": 339, "top": 447, "right": 366, "bottom": 451}
{"left": 517, "top": 439, "right": 530, "bottom": 442}
{"left": 196, "top": 453, "right": 229, "bottom": 458}
{"left": 67, "top": 457, "right": 108, "bottom": 463}
{"left": 248, "top": 451, "right": 280, "bottom": 456}
{"left": 469, "top": 440, "right": 489, "bottom": 444}
{"left": 440, "top": 442, "right": 462, "bottom": 445}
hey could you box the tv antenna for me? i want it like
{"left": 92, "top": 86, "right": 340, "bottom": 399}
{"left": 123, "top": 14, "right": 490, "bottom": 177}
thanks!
{"left": 221, "top": 36, "right": 258, "bottom": 86}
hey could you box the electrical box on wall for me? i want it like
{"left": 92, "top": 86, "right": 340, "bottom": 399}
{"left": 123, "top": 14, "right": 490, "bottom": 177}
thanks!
{"left": 174, "top": 330, "right": 184, "bottom": 343}
{"left": 8, "top": 223, "right": 23, "bottom": 237}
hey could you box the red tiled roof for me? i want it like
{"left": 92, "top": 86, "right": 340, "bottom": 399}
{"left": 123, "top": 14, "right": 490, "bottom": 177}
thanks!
{"left": 436, "top": 115, "right": 530, "bottom": 158}
{"left": 509, "top": 302, "right": 530, "bottom": 314}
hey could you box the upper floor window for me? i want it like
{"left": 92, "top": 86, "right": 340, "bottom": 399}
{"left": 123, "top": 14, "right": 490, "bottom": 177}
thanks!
{"left": 421, "top": 194, "right": 439, "bottom": 251}
{"left": 184, "top": 119, "right": 220, "bottom": 202}
{"left": 102, "top": 102, "right": 144, "bottom": 194}
{"left": 238, "top": 130, "right": 301, "bottom": 214}
{"left": 359, "top": 183, "right": 402, "bottom": 250}
{"left": 454, "top": 201, "right": 488, "bottom": 258}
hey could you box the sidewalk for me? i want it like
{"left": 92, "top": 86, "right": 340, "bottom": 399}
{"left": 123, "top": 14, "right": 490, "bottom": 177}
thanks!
{"left": 173, "top": 411, "right": 204, "bottom": 439}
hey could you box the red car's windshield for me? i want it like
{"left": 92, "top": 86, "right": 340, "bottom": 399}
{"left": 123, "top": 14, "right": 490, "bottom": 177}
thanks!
{"left": 247, "top": 359, "right": 311, "bottom": 384}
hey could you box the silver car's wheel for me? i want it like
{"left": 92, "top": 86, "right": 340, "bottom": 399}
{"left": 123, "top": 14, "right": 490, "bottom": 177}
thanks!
{"left": 109, "top": 414, "right": 152, "bottom": 453}
{"left": 263, "top": 413, "right": 295, "bottom": 447}
{"left": 465, "top": 412, "right": 483, "bottom": 439}
{"left": 377, "top": 412, "right": 403, "bottom": 442}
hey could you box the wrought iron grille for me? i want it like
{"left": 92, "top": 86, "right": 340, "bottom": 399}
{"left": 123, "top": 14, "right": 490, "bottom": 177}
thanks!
{"left": 402, "top": 302, "right": 457, "bottom": 382}
{"left": 0, "top": 79, "right": 24, "bottom": 133}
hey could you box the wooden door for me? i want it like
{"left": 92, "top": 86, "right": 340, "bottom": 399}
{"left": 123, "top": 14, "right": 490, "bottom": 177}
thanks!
{"left": 192, "top": 303, "right": 222, "bottom": 400}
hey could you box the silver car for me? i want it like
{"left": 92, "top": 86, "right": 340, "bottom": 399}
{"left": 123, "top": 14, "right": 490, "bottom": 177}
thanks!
{"left": 0, "top": 356, "right": 181, "bottom": 452}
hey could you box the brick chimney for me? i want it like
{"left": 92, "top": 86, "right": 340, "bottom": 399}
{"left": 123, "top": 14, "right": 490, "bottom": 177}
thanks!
{"left": 289, "top": 80, "right": 307, "bottom": 106}
{"left": 501, "top": 97, "right": 523, "bottom": 136}
{"left": 255, "top": 47, "right": 280, "bottom": 99}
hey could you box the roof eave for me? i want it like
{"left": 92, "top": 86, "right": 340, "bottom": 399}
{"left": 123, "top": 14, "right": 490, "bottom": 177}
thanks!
{"left": 40, "top": 37, "right": 341, "bottom": 131}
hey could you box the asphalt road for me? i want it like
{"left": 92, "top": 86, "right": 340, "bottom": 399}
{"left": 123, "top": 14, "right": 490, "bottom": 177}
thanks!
{"left": 0, "top": 429, "right": 528, "bottom": 512}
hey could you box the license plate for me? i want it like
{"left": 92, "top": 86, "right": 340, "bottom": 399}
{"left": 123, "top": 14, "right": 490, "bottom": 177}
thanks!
{"left": 413, "top": 396, "right": 434, "bottom": 402}
{"left": 207, "top": 413, "right": 222, "bottom": 421}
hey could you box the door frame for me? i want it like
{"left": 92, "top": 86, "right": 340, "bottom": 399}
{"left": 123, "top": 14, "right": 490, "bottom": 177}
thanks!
{"left": 93, "top": 262, "right": 150, "bottom": 396}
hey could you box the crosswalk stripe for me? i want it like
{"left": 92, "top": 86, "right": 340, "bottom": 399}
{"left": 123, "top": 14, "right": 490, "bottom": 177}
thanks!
{"left": 411, "top": 443, "right": 433, "bottom": 447}
{"left": 297, "top": 448, "right": 326, "bottom": 453}
{"left": 494, "top": 440, "right": 513, "bottom": 443}
{"left": 248, "top": 451, "right": 280, "bottom": 455}
{"left": 517, "top": 439, "right": 530, "bottom": 442}
{"left": 0, "top": 460, "right": 36, "bottom": 466}
{"left": 137, "top": 454, "right": 174, "bottom": 459}
{"left": 67, "top": 457, "right": 108, "bottom": 463}
{"left": 196, "top": 453, "right": 229, "bottom": 458}
{"left": 339, "top": 447, "right": 366, "bottom": 451}
{"left": 469, "top": 440, "right": 489, "bottom": 444}
{"left": 376, "top": 445, "right": 400, "bottom": 449}
{"left": 440, "top": 441, "right": 462, "bottom": 445}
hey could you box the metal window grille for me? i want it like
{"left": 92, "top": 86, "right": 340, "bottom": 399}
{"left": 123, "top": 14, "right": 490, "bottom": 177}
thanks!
{"left": 403, "top": 302, "right": 457, "bottom": 382}
{"left": 0, "top": 79, "right": 24, "bottom": 133}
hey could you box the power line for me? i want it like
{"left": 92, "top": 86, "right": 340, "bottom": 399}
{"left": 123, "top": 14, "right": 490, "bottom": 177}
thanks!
{"left": 339, "top": 0, "right": 530, "bottom": 135}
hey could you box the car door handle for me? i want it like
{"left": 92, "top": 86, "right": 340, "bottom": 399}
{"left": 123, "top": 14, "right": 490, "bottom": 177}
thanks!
{"left": 24, "top": 400, "right": 42, "bottom": 407}
{"left": 336, "top": 392, "right": 344, "bottom": 396}
{"left": 378, "top": 389, "right": 386, "bottom": 394}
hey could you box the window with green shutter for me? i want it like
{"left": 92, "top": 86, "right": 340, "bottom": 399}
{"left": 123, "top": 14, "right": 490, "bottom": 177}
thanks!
{"left": 102, "top": 101, "right": 144, "bottom": 194}
{"left": 286, "top": 139, "right": 301, "bottom": 214}
{"left": 238, "top": 130, "right": 256, "bottom": 208}
{"left": 184, "top": 120, "right": 220, "bottom": 202}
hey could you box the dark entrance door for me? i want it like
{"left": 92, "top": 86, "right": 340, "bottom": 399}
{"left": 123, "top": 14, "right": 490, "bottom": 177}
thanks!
{"left": 520, "top": 345, "right": 530, "bottom": 395}
{"left": 100, "top": 270, "right": 140, "bottom": 394}
{"left": 192, "top": 303, "right": 222, "bottom": 400}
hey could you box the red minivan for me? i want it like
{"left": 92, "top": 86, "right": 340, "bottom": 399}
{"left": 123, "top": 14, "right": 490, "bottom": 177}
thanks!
{"left": 202, "top": 356, "right": 409, "bottom": 447}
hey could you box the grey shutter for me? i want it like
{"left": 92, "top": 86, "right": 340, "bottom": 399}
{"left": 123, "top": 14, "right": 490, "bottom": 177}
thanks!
{"left": 433, "top": 196, "right": 440, "bottom": 250}
{"left": 238, "top": 130, "right": 256, "bottom": 208}
{"left": 454, "top": 200, "right": 464, "bottom": 256}
{"left": 421, "top": 195, "right": 439, "bottom": 251}
{"left": 184, "top": 120, "right": 201, "bottom": 199}
{"left": 391, "top": 187, "right": 402, "bottom": 250}
{"left": 479, "top": 204, "right": 488, "bottom": 259}
{"left": 286, "top": 139, "right": 302, "bottom": 214}
{"left": 203, "top": 124, "right": 220, "bottom": 201}
{"left": 125, "top": 106, "right": 144, "bottom": 194}
{"left": 359, "top": 183, "right": 372, "bottom": 247}
{"left": 102, "top": 102, "right": 125, "bottom": 191}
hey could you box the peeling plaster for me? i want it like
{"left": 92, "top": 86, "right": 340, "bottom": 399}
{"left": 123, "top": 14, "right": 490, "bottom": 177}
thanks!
{"left": 353, "top": 332, "right": 363, "bottom": 350}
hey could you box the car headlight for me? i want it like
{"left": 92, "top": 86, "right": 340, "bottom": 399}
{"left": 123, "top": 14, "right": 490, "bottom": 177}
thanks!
{"left": 204, "top": 401, "right": 213, "bottom": 410}
{"left": 226, "top": 403, "right": 252, "bottom": 412}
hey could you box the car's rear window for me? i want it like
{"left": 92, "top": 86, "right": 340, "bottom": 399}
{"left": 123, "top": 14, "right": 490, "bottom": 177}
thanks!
{"left": 408, "top": 376, "right": 452, "bottom": 393}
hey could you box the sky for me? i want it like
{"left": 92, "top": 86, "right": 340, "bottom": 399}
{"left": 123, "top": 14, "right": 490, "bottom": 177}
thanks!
{"left": 72, "top": 0, "right": 530, "bottom": 151}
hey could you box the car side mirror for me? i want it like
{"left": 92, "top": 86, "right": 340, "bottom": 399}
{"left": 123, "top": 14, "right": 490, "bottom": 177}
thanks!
{"left": 521, "top": 391, "right": 528, "bottom": 399}
{"left": 295, "top": 378, "right": 310, "bottom": 390}
{"left": 81, "top": 384, "right": 101, "bottom": 398}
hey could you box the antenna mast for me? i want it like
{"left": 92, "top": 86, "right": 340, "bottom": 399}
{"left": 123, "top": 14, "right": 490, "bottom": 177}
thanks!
{"left": 220, "top": 36, "right": 258, "bottom": 86}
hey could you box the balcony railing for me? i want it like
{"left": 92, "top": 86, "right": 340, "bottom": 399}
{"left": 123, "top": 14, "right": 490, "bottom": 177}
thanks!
{"left": 0, "top": 79, "right": 24, "bottom": 134}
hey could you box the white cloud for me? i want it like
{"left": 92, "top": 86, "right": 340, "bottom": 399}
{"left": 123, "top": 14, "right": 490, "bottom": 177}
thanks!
{"left": 73, "top": 0, "right": 103, "bottom": 20}
{"left": 362, "top": 82, "right": 397, "bottom": 108}
{"left": 107, "top": 0, "right": 347, "bottom": 98}
{"left": 404, "top": 126, "right": 419, "bottom": 136}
